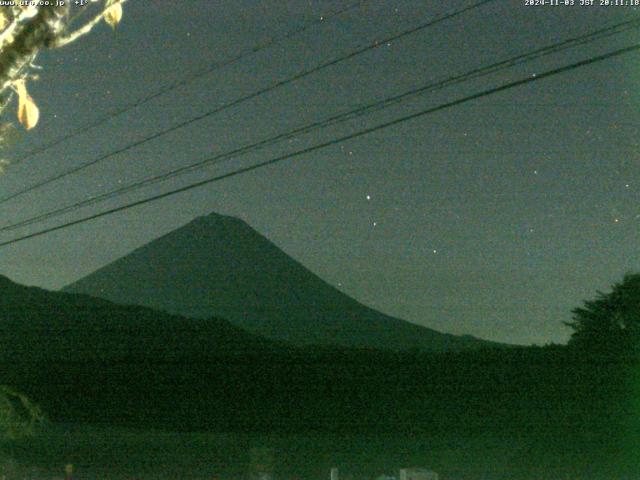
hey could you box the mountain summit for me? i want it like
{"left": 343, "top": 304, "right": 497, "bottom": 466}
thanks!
{"left": 64, "top": 212, "right": 497, "bottom": 351}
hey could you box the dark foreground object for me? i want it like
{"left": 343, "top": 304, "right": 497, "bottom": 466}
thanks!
{"left": 2, "top": 347, "right": 639, "bottom": 479}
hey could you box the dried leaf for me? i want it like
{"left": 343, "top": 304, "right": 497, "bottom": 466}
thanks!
{"left": 15, "top": 80, "right": 39, "bottom": 130}
{"left": 17, "top": 96, "right": 39, "bottom": 130}
{"left": 104, "top": 1, "right": 123, "bottom": 29}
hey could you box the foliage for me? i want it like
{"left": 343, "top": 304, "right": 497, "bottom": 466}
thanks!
{"left": 0, "top": 2, "right": 124, "bottom": 442}
{"left": 565, "top": 273, "right": 640, "bottom": 356}
{"left": 0, "top": 0, "right": 125, "bottom": 136}
{"left": 0, "top": 385, "right": 44, "bottom": 441}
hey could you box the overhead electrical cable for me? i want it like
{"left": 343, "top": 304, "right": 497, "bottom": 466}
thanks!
{"left": 0, "top": 42, "right": 637, "bottom": 248}
{"left": 0, "top": 0, "right": 496, "bottom": 205}
{"left": 12, "top": 0, "right": 370, "bottom": 164}
{"left": 1, "top": 18, "right": 638, "bottom": 233}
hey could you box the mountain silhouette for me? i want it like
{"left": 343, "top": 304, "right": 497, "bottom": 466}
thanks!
{"left": 64, "top": 212, "right": 500, "bottom": 351}
{"left": 0, "top": 274, "right": 280, "bottom": 363}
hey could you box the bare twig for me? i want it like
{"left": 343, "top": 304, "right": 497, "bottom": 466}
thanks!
{"left": 52, "top": 0, "right": 127, "bottom": 48}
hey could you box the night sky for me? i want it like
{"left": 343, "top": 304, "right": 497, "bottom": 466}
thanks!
{"left": 0, "top": 0, "right": 638, "bottom": 345}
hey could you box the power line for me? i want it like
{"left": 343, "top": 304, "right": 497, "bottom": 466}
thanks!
{"left": 2, "top": 18, "right": 638, "bottom": 233}
{"left": 12, "top": 1, "right": 370, "bottom": 165}
{"left": 0, "top": 0, "right": 496, "bottom": 205}
{"left": 1, "top": 42, "right": 637, "bottom": 248}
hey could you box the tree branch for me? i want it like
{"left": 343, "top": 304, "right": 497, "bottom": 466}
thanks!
{"left": 0, "top": 5, "right": 69, "bottom": 95}
{"left": 52, "top": 0, "right": 127, "bottom": 48}
{"left": 0, "top": 7, "right": 37, "bottom": 49}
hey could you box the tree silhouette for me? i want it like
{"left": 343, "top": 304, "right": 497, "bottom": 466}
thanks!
{"left": 565, "top": 273, "right": 640, "bottom": 356}
{"left": 0, "top": 0, "right": 124, "bottom": 442}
